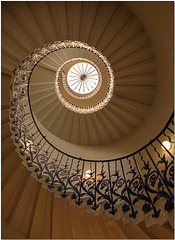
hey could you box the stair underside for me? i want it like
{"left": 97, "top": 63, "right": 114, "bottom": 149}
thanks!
{"left": 2, "top": 1, "right": 156, "bottom": 147}
{"left": 1, "top": 118, "right": 174, "bottom": 239}
{"left": 1, "top": 1, "right": 174, "bottom": 239}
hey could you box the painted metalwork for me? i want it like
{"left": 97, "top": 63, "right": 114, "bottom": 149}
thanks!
{"left": 10, "top": 40, "right": 174, "bottom": 220}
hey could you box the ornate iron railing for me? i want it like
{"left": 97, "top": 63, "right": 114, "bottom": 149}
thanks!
{"left": 10, "top": 41, "right": 174, "bottom": 221}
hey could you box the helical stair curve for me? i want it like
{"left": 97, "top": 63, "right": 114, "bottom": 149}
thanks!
{"left": 1, "top": 1, "right": 174, "bottom": 239}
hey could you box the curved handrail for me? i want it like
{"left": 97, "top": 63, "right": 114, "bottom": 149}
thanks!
{"left": 13, "top": 40, "right": 174, "bottom": 162}
{"left": 10, "top": 41, "right": 174, "bottom": 221}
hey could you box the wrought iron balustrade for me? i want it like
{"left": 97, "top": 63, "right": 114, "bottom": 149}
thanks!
{"left": 10, "top": 41, "right": 174, "bottom": 221}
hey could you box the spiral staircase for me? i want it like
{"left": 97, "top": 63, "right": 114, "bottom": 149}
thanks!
{"left": 1, "top": 1, "right": 174, "bottom": 239}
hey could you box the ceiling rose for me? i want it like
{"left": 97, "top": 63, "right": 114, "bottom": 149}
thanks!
{"left": 54, "top": 41, "right": 114, "bottom": 114}
{"left": 67, "top": 62, "right": 100, "bottom": 96}
{"left": 59, "top": 58, "right": 102, "bottom": 100}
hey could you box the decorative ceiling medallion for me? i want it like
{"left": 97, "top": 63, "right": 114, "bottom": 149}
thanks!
{"left": 54, "top": 42, "right": 114, "bottom": 114}
{"left": 67, "top": 61, "right": 101, "bottom": 98}
{"left": 57, "top": 58, "right": 102, "bottom": 99}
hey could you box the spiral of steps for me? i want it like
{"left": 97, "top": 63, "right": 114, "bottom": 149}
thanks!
{"left": 1, "top": 1, "right": 174, "bottom": 239}
{"left": 29, "top": 43, "right": 153, "bottom": 146}
{"left": 1, "top": 114, "right": 174, "bottom": 239}
{"left": 2, "top": 1, "right": 157, "bottom": 149}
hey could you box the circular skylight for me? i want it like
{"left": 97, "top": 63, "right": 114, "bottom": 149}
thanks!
{"left": 54, "top": 42, "right": 114, "bottom": 114}
{"left": 67, "top": 62, "right": 99, "bottom": 95}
